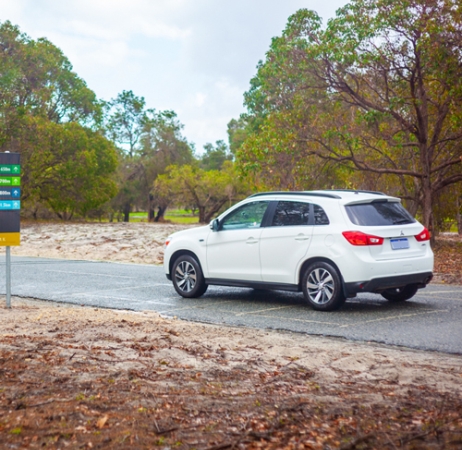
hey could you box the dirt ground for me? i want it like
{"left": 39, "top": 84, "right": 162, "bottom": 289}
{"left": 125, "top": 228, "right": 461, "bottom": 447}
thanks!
{"left": 1, "top": 222, "right": 461, "bottom": 449}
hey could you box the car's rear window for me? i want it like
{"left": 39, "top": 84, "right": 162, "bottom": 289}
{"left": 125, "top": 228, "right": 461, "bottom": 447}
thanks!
{"left": 345, "top": 201, "right": 415, "bottom": 226}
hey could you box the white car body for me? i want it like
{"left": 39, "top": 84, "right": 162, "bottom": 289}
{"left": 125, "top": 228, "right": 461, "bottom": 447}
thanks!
{"left": 164, "top": 190, "right": 433, "bottom": 311}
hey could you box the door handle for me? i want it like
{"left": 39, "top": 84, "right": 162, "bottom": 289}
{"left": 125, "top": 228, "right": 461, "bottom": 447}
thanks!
{"left": 295, "top": 235, "right": 310, "bottom": 241}
{"left": 246, "top": 238, "right": 259, "bottom": 244}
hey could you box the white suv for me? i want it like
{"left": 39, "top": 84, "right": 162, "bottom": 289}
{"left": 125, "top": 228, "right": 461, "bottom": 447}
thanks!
{"left": 164, "top": 190, "right": 433, "bottom": 311}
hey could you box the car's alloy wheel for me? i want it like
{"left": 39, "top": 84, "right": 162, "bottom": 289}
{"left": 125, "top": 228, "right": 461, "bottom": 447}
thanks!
{"left": 302, "top": 262, "right": 345, "bottom": 311}
{"left": 172, "top": 255, "right": 208, "bottom": 298}
{"left": 381, "top": 284, "right": 418, "bottom": 302}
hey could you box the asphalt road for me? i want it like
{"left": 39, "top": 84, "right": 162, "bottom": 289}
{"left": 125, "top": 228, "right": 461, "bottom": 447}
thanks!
{"left": 1, "top": 256, "right": 461, "bottom": 354}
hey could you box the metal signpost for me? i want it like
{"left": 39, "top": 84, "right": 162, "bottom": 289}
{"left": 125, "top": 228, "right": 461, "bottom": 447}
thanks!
{"left": 0, "top": 152, "right": 21, "bottom": 308}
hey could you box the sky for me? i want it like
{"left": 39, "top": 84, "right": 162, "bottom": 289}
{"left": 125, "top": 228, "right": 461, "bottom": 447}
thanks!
{"left": 0, "top": 0, "right": 348, "bottom": 153}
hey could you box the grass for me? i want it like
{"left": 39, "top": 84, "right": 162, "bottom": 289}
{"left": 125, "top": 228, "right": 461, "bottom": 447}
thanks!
{"left": 164, "top": 213, "right": 199, "bottom": 224}
{"left": 129, "top": 212, "right": 148, "bottom": 223}
{"left": 129, "top": 209, "right": 199, "bottom": 224}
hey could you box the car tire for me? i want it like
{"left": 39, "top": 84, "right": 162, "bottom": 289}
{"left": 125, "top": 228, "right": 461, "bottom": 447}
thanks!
{"left": 381, "top": 284, "right": 418, "bottom": 302}
{"left": 302, "top": 262, "right": 346, "bottom": 311}
{"left": 172, "top": 255, "right": 208, "bottom": 298}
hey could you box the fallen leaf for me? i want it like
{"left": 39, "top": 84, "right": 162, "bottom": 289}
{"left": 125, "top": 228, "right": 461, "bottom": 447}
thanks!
{"left": 96, "top": 415, "right": 109, "bottom": 429}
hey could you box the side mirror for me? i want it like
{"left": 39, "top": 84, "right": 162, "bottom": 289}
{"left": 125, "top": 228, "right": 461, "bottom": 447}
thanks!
{"left": 209, "top": 218, "right": 220, "bottom": 232}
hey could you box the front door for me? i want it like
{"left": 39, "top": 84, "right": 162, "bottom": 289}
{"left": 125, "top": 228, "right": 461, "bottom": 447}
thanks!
{"left": 206, "top": 201, "right": 269, "bottom": 281}
{"left": 260, "top": 200, "right": 313, "bottom": 284}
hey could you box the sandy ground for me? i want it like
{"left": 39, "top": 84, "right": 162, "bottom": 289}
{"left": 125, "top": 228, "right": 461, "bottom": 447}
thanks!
{"left": 1, "top": 298, "right": 461, "bottom": 395}
{"left": 3, "top": 222, "right": 195, "bottom": 265}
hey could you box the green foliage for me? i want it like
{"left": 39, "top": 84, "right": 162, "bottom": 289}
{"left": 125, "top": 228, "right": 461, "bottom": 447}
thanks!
{"left": 0, "top": 21, "right": 118, "bottom": 220}
{"left": 104, "top": 90, "right": 149, "bottom": 158}
{"left": 42, "top": 126, "right": 117, "bottom": 219}
{"left": 199, "top": 140, "right": 233, "bottom": 170}
{"left": 19, "top": 119, "right": 118, "bottom": 219}
{"left": 138, "top": 110, "right": 194, "bottom": 221}
{"left": 105, "top": 97, "right": 195, "bottom": 222}
{"left": 0, "top": 21, "right": 102, "bottom": 131}
{"left": 153, "top": 162, "right": 251, "bottom": 223}
{"left": 227, "top": 117, "right": 251, "bottom": 155}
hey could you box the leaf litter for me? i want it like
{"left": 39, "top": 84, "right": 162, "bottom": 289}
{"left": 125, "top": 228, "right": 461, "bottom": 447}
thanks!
{"left": 0, "top": 299, "right": 461, "bottom": 449}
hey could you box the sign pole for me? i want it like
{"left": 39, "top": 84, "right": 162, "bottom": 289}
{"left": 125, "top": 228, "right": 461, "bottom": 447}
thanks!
{"left": 6, "top": 246, "right": 11, "bottom": 308}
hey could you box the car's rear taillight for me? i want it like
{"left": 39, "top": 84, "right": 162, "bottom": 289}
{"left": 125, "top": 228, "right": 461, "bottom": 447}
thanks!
{"left": 415, "top": 227, "right": 431, "bottom": 242}
{"left": 342, "top": 231, "right": 384, "bottom": 246}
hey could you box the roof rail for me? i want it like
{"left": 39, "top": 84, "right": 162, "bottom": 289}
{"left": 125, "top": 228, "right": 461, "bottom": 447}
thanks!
{"left": 249, "top": 191, "right": 342, "bottom": 200}
{"left": 329, "top": 189, "right": 386, "bottom": 196}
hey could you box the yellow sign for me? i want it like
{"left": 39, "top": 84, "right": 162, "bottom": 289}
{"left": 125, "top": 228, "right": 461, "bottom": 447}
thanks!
{"left": 0, "top": 232, "right": 20, "bottom": 246}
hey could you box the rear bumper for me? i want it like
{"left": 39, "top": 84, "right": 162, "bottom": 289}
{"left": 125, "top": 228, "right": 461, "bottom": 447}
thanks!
{"left": 345, "top": 272, "right": 433, "bottom": 297}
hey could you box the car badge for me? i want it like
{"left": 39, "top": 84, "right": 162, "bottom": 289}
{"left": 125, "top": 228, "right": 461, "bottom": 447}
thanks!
{"left": 400, "top": 230, "right": 404, "bottom": 236}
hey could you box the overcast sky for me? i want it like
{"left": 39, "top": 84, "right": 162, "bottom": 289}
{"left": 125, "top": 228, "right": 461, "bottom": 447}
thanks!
{"left": 0, "top": 0, "right": 348, "bottom": 153}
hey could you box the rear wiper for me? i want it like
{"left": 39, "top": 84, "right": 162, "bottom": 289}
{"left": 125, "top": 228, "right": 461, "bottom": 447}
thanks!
{"left": 393, "top": 219, "right": 412, "bottom": 224}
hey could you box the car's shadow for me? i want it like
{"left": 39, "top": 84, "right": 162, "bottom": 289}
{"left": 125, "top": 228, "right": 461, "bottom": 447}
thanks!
{"left": 195, "top": 286, "right": 435, "bottom": 315}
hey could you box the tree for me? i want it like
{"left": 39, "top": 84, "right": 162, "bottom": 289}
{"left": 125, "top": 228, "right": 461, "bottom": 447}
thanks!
{"left": 104, "top": 91, "right": 151, "bottom": 221}
{"left": 200, "top": 140, "right": 233, "bottom": 171}
{"left": 139, "top": 110, "right": 194, "bottom": 221}
{"left": 234, "top": 21, "right": 351, "bottom": 191}
{"left": 104, "top": 90, "right": 149, "bottom": 158}
{"left": 36, "top": 123, "right": 118, "bottom": 219}
{"left": 104, "top": 93, "right": 195, "bottom": 222}
{"left": 236, "top": 0, "right": 462, "bottom": 233}
{"left": 227, "top": 118, "right": 249, "bottom": 155}
{"left": 0, "top": 21, "right": 118, "bottom": 219}
{"left": 0, "top": 21, "right": 102, "bottom": 133}
{"left": 153, "top": 162, "right": 251, "bottom": 223}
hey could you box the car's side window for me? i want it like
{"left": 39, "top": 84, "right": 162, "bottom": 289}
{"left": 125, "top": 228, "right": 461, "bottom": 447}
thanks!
{"left": 271, "top": 201, "right": 310, "bottom": 227}
{"left": 314, "top": 204, "right": 329, "bottom": 225}
{"left": 221, "top": 201, "right": 269, "bottom": 231}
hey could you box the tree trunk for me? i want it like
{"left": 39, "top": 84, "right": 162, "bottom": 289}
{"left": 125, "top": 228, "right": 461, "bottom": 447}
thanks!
{"left": 203, "top": 200, "right": 228, "bottom": 223}
{"left": 154, "top": 206, "right": 167, "bottom": 222}
{"left": 123, "top": 202, "right": 131, "bottom": 223}
{"left": 421, "top": 177, "right": 434, "bottom": 243}
{"left": 199, "top": 206, "right": 206, "bottom": 223}
{"left": 148, "top": 194, "right": 155, "bottom": 222}
{"left": 457, "top": 195, "right": 462, "bottom": 236}
{"left": 203, "top": 211, "right": 216, "bottom": 223}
